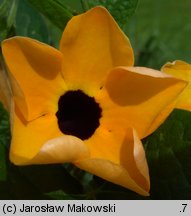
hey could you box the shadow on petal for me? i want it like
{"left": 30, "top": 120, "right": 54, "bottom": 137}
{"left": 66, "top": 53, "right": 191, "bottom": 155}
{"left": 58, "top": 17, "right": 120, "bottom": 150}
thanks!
{"left": 120, "top": 128, "right": 150, "bottom": 193}
{"left": 106, "top": 66, "right": 187, "bottom": 106}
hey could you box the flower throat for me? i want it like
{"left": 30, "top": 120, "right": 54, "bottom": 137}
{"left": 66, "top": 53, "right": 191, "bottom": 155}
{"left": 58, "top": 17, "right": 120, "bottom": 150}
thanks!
{"left": 56, "top": 90, "right": 102, "bottom": 140}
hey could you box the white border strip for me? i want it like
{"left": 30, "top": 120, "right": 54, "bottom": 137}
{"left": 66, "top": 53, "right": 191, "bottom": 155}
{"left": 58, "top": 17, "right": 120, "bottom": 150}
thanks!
{"left": 0, "top": 200, "right": 190, "bottom": 216}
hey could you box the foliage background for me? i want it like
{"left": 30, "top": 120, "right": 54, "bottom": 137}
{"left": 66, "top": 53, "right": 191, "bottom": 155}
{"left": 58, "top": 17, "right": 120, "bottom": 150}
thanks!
{"left": 0, "top": 0, "right": 191, "bottom": 199}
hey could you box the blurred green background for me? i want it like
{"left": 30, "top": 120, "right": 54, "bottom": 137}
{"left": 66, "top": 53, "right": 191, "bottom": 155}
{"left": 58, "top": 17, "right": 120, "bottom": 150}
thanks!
{"left": 0, "top": 0, "right": 191, "bottom": 200}
{"left": 127, "top": 0, "right": 191, "bottom": 68}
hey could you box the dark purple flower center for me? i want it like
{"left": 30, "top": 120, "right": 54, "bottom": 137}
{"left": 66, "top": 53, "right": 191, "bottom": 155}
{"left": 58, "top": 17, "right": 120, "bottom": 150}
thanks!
{"left": 56, "top": 90, "right": 102, "bottom": 140}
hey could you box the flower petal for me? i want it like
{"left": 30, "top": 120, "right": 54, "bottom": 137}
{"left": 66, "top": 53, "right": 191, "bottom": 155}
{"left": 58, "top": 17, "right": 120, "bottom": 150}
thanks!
{"left": 75, "top": 127, "right": 149, "bottom": 196}
{"left": 28, "top": 136, "right": 89, "bottom": 165}
{"left": 95, "top": 66, "right": 187, "bottom": 138}
{"left": 60, "top": 6, "right": 134, "bottom": 95}
{"left": 0, "top": 62, "right": 12, "bottom": 111}
{"left": 162, "top": 60, "right": 191, "bottom": 111}
{"left": 2, "top": 37, "right": 66, "bottom": 121}
{"left": 10, "top": 107, "right": 89, "bottom": 165}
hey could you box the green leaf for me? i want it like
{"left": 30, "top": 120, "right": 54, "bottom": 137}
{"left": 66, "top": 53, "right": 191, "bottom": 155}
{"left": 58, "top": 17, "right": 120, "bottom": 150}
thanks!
{"left": 0, "top": 163, "right": 85, "bottom": 199}
{"left": 87, "top": 0, "right": 138, "bottom": 27}
{"left": 18, "top": 164, "right": 83, "bottom": 195}
{"left": 26, "top": 0, "right": 73, "bottom": 30}
{"left": 0, "top": 103, "right": 10, "bottom": 181}
{"left": 6, "top": 0, "right": 18, "bottom": 29}
{"left": 0, "top": 144, "right": 6, "bottom": 181}
{"left": 16, "top": 0, "right": 50, "bottom": 43}
{"left": 64, "top": 164, "right": 93, "bottom": 189}
{"left": 3, "top": 165, "right": 44, "bottom": 199}
{"left": 45, "top": 190, "right": 87, "bottom": 200}
{"left": 0, "top": 0, "right": 18, "bottom": 41}
{"left": 143, "top": 109, "right": 191, "bottom": 199}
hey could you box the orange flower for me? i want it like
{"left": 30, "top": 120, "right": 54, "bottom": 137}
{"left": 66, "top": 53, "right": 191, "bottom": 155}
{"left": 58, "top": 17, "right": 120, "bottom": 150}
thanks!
{"left": 162, "top": 60, "right": 191, "bottom": 111}
{"left": 0, "top": 62, "right": 12, "bottom": 111}
{"left": 1, "top": 7, "right": 187, "bottom": 195}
